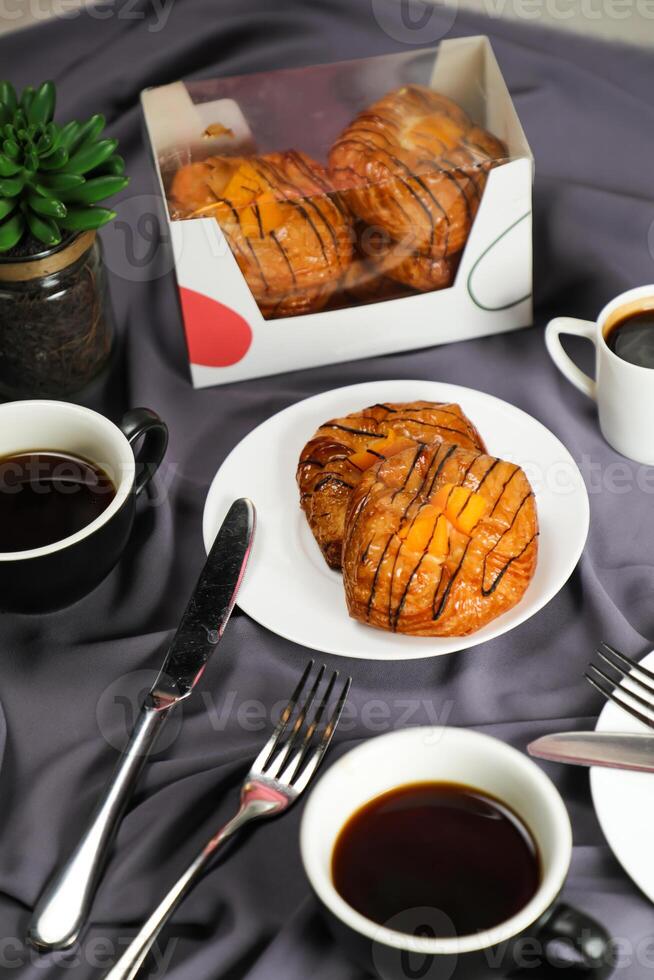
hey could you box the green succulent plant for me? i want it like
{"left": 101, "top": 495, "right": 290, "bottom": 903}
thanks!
{"left": 0, "top": 80, "right": 129, "bottom": 253}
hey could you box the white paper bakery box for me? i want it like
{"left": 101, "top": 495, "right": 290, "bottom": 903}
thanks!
{"left": 141, "top": 37, "right": 533, "bottom": 388}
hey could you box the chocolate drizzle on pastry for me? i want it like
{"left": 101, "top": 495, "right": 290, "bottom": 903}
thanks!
{"left": 297, "top": 402, "right": 485, "bottom": 571}
{"left": 168, "top": 86, "right": 505, "bottom": 311}
{"left": 342, "top": 439, "right": 538, "bottom": 637}
{"left": 169, "top": 150, "right": 352, "bottom": 318}
{"left": 328, "top": 85, "right": 507, "bottom": 278}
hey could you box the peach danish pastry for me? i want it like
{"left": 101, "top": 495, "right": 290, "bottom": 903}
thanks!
{"left": 372, "top": 238, "right": 457, "bottom": 292}
{"left": 169, "top": 151, "right": 352, "bottom": 318}
{"left": 297, "top": 401, "right": 485, "bottom": 570}
{"left": 342, "top": 440, "right": 538, "bottom": 636}
{"left": 329, "top": 85, "right": 507, "bottom": 261}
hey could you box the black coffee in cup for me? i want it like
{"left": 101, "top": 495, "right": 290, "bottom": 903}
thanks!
{"left": 0, "top": 452, "right": 116, "bottom": 552}
{"left": 332, "top": 781, "right": 540, "bottom": 937}
{"left": 605, "top": 309, "right": 654, "bottom": 368}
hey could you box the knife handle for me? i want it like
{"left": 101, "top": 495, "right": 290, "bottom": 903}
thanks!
{"left": 28, "top": 698, "right": 170, "bottom": 952}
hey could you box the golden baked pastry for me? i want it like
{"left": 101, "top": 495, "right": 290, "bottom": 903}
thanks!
{"left": 343, "top": 440, "right": 538, "bottom": 636}
{"left": 336, "top": 255, "right": 409, "bottom": 306}
{"left": 297, "top": 402, "right": 485, "bottom": 570}
{"left": 372, "top": 237, "right": 456, "bottom": 292}
{"left": 331, "top": 226, "right": 455, "bottom": 304}
{"left": 329, "top": 86, "right": 507, "bottom": 261}
{"left": 169, "top": 151, "right": 352, "bottom": 318}
{"left": 329, "top": 222, "right": 420, "bottom": 307}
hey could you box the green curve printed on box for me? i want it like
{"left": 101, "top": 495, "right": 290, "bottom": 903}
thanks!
{"left": 466, "top": 212, "right": 532, "bottom": 312}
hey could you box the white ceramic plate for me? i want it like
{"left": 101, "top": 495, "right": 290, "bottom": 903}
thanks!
{"left": 202, "top": 380, "right": 589, "bottom": 660}
{"left": 591, "top": 650, "right": 654, "bottom": 902}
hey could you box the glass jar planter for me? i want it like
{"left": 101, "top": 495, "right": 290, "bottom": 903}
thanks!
{"left": 0, "top": 231, "right": 114, "bottom": 398}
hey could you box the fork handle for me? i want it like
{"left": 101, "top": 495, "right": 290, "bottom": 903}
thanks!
{"left": 103, "top": 794, "right": 280, "bottom": 980}
{"left": 104, "top": 846, "right": 212, "bottom": 980}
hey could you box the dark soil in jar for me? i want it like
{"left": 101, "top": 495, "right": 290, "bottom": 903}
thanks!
{"left": 2, "top": 231, "right": 75, "bottom": 260}
{"left": 0, "top": 243, "right": 114, "bottom": 398}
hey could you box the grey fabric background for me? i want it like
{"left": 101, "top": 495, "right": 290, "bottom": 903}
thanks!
{"left": 0, "top": 1, "right": 653, "bottom": 977}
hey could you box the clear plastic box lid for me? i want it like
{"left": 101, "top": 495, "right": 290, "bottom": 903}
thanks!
{"left": 143, "top": 45, "right": 524, "bottom": 320}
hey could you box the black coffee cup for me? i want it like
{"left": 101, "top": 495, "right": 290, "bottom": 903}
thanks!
{"left": 0, "top": 400, "right": 168, "bottom": 613}
{"left": 301, "top": 727, "right": 612, "bottom": 980}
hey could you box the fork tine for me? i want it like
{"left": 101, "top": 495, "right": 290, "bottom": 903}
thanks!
{"left": 265, "top": 665, "right": 326, "bottom": 779}
{"left": 589, "top": 663, "right": 654, "bottom": 716}
{"left": 292, "top": 676, "right": 352, "bottom": 793}
{"left": 596, "top": 645, "right": 654, "bottom": 701}
{"left": 251, "top": 660, "right": 314, "bottom": 774}
{"left": 279, "top": 669, "right": 338, "bottom": 785}
{"left": 599, "top": 641, "right": 654, "bottom": 686}
{"left": 589, "top": 661, "right": 654, "bottom": 712}
{"left": 586, "top": 668, "right": 654, "bottom": 732}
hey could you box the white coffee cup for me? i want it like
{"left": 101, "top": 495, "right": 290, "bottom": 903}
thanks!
{"left": 300, "top": 727, "right": 609, "bottom": 980}
{"left": 546, "top": 286, "right": 654, "bottom": 464}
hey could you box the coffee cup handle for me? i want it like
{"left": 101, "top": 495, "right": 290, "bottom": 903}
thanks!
{"left": 545, "top": 317, "right": 597, "bottom": 401}
{"left": 120, "top": 408, "right": 169, "bottom": 496}
{"left": 533, "top": 901, "right": 612, "bottom": 976}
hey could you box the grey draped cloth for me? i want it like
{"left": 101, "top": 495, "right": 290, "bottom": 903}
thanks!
{"left": 0, "top": 1, "right": 653, "bottom": 978}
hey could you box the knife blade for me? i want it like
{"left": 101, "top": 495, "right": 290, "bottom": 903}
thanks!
{"left": 528, "top": 731, "right": 654, "bottom": 772}
{"left": 150, "top": 497, "right": 255, "bottom": 705}
{"left": 28, "top": 498, "right": 255, "bottom": 952}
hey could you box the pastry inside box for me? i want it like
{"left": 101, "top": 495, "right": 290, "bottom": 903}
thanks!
{"left": 141, "top": 39, "right": 533, "bottom": 384}
{"left": 165, "top": 82, "right": 507, "bottom": 319}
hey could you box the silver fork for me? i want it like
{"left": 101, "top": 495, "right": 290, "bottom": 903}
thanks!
{"left": 104, "top": 662, "right": 351, "bottom": 980}
{"left": 586, "top": 641, "right": 654, "bottom": 730}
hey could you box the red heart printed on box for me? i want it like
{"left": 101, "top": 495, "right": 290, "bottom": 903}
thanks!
{"left": 179, "top": 287, "right": 253, "bottom": 367}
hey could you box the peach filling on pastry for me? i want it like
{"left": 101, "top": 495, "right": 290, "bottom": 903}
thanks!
{"left": 348, "top": 432, "right": 416, "bottom": 471}
{"left": 404, "top": 115, "right": 464, "bottom": 152}
{"left": 399, "top": 485, "right": 491, "bottom": 559}
{"left": 214, "top": 163, "right": 285, "bottom": 236}
{"left": 400, "top": 506, "right": 450, "bottom": 558}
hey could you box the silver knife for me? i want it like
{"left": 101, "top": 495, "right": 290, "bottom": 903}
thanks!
{"left": 528, "top": 731, "right": 654, "bottom": 772}
{"left": 28, "top": 498, "right": 256, "bottom": 952}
